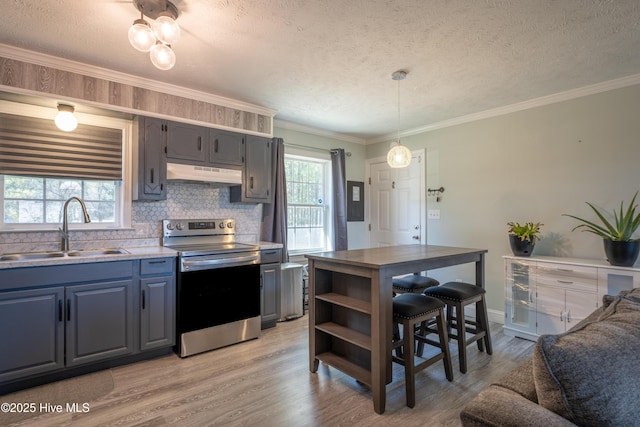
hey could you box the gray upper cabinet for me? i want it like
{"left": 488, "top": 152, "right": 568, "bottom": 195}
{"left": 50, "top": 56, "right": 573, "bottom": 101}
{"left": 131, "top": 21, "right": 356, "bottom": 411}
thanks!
{"left": 211, "top": 129, "right": 244, "bottom": 167}
{"left": 166, "top": 122, "right": 209, "bottom": 163}
{"left": 230, "top": 136, "right": 273, "bottom": 203}
{"left": 0, "top": 287, "right": 65, "bottom": 383}
{"left": 65, "top": 279, "right": 135, "bottom": 367}
{"left": 136, "top": 117, "right": 167, "bottom": 201}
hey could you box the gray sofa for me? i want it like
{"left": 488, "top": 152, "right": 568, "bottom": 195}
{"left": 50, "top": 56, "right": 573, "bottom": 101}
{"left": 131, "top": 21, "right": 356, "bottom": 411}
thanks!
{"left": 460, "top": 288, "right": 640, "bottom": 426}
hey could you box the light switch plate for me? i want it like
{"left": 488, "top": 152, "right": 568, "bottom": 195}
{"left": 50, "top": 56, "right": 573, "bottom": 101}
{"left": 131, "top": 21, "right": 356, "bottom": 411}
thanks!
{"left": 428, "top": 209, "right": 440, "bottom": 220}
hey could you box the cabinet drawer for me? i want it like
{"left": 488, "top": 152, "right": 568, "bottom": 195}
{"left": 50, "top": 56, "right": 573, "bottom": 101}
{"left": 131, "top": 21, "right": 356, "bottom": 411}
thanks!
{"left": 260, "top": 249, "right": 282, "bottom": 264}
{"left": 140, "top": 258, "right": 175, "bottom": 276}
{"left": 536, "top": 262, "right": 597, "bottom": 280}
{"left": 537, "top": 262, "right": 597, "bottom": 292}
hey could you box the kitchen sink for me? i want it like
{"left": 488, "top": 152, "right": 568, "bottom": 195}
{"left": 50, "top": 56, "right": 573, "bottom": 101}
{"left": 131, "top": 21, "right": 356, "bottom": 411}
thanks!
{"left": 0, "top": 251, "right": 66, "bottom": 261}
{"left": 0, "top": 248, "right": 129, "bottom": 261}
{"left": 66, "top": 248, "right": 129, "bottom": 256}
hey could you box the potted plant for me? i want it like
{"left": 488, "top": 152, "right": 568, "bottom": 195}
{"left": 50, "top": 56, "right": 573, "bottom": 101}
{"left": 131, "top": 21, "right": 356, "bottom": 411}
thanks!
{"left": 507, "top": 222, "right": 543, "bottom": 257}
{"left": 563, "top": 192, "right": 640, "bottom": 266}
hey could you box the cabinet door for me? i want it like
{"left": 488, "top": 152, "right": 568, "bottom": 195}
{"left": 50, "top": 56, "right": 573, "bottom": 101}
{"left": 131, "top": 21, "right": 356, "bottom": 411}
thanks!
{"left": 504, "top": 259, "right": 536, "bottom": 337}
{"left": 0, "top": 287, "right": 65, "bottom": 382}
{"left": 211, "top": 129, "right": 244, "bottom": 166}
{"left": 140, "top": 275, "right": 175, "bottom": 351}
{"left": 166, "top": 122, "right": 208, "bottom": 163}
{"left": 138, "top": 117, "right": 167, "bottom": 200}
{"left": 66, "top": 280, "right": 134, "bottom": 367}
{"left": 535, "top": 285, "right": 566, "bottom": 335}
{"left": 565, "top": 289, "right": 597, "bottom": 327}
{"left": 597, "top": 268, "right": 640, "bottom": 305}
{"left": 234, "top": 136, "right": 272, "bottom": 203}
{"left": 260, "top": 263, "right": 281, "bottom": 329}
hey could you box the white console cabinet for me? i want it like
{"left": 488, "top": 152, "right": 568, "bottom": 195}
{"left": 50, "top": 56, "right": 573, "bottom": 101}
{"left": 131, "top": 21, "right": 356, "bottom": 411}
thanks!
{"left": 504, "top": 256, "right": 639, "bottom": 341}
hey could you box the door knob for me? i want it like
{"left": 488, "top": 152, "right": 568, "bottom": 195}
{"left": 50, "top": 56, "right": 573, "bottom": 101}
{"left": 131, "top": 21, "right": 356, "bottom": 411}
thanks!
{"left": 412, "top": 235, "right": 420, "bottom": 240}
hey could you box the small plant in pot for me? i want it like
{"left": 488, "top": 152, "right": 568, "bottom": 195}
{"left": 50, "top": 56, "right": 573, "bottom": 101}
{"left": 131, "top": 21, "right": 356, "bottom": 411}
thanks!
{"left": 563, "top": 192, "right": 640, "bottom": 267}
{"left": 507, "top": 222, "right": 543, "bottom": 257}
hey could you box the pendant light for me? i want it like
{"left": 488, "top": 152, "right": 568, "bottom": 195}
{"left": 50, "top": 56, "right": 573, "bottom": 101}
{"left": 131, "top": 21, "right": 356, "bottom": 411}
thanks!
{"left": 54, "top": 104, "right": 78, "bottom": 132}
{"left": 387, "top": 70, "right": 412, "bottom": 168}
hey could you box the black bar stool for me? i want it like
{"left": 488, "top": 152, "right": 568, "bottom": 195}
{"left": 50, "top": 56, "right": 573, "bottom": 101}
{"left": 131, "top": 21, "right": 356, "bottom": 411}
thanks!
{"left": 392, "top": 293, "right": 453, "bottom": 408}
{"left": 423, "top": 282, "right": 492, "bottom": 373}
{"left": 393, "top": 274, "right": 439, "bottom": 294}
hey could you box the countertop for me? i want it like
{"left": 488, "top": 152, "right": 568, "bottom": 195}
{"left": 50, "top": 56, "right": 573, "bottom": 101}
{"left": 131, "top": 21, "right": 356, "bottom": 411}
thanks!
{"left": 0, "top": 246, "right": 177, "bottom": 270}
{"left": 0, "top": 242, "right": 284, "bottom": 270}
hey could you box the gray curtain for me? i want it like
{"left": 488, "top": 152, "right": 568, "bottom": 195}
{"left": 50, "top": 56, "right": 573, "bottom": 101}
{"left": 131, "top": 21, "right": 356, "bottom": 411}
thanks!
{"left": 261, "top": 138, "right": 288, "bottom": 263}
{"left": 331, "top": 148, "right": 348, "bottom": 251}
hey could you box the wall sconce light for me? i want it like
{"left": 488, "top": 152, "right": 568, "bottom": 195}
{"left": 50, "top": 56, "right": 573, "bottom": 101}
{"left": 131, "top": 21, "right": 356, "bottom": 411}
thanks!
{"left": 128, "top": 0, "right": 180, "bottom": 70}
{"left": 387, "top": 70, "right": 411, "bottom": 168}
{"left": 55, "top": 104, "right": 78, "bottom": 132}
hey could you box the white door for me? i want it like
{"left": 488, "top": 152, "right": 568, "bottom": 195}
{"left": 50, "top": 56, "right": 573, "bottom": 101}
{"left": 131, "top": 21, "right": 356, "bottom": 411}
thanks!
{"left": 368, "top": 151, "right": 424, "bottom": 248}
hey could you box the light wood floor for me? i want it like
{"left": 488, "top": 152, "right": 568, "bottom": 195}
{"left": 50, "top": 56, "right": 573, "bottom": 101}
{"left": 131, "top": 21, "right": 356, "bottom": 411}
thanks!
{"left": 6, "top": 317, "right": 534, "bottom": 427}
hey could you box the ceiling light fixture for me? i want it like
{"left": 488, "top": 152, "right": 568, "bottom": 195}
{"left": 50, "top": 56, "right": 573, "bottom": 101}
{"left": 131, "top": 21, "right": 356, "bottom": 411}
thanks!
{"left": 387, "top": 70, "right": 412, "bottom": 168}
{"left": 55, "top": 104, "right": 78, "bottom": 132}
{"left": 128, "top": 0, "right": 180, "bottom": 70}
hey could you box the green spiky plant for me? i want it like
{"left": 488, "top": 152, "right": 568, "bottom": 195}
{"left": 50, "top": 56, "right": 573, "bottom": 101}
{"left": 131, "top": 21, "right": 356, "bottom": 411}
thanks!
{"left": 563, "top": 192, "right": 640, "bottom": 241}
{"left": 507, "top": 222, "right": 543, "bottom": 243}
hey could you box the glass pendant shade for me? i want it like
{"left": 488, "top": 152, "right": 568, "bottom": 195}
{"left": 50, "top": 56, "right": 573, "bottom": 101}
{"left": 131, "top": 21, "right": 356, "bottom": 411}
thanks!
{"left": 150, "top": 42, "right": 176, "bottom": 70}
{"left": 55, "top": 105, "right": 78, "bottom": 132}
{"left": 153, "top": 13, "right": 181, "bottom": 44}
{"left": 128, "top": 19, "right": 156, "bottom": 52}
{"left": 387, "top": 141, "right": 412, "bottom": 168}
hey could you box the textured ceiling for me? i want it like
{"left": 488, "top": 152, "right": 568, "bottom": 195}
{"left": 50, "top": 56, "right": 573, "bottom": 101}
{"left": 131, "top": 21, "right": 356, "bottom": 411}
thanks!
{"left": 1, "top": 0, "right": 640, "bottom": 142}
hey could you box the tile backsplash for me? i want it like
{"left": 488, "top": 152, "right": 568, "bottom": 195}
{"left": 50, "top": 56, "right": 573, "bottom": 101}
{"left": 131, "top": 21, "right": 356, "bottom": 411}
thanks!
{"left": 0, "top": 183, "right": 262, "bottom": 254}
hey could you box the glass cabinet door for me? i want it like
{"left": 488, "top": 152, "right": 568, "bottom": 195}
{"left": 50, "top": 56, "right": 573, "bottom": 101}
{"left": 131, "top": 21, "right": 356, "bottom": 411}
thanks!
{"left": 504, "top": 258, "right": 537, "bottom": 339}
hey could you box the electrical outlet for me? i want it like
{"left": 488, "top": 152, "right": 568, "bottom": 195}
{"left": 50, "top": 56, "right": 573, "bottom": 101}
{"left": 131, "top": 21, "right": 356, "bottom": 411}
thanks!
{"left": 428, "top": 209, "right": 440, "bottom": 220}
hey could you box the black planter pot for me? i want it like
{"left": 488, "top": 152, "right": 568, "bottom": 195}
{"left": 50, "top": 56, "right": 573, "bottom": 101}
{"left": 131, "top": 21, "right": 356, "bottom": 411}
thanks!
{"left": 603, "top": 240, "right": 640, "bottom": 267}
{"left": 509, "top": 235, "right": 535, "bottom": 257}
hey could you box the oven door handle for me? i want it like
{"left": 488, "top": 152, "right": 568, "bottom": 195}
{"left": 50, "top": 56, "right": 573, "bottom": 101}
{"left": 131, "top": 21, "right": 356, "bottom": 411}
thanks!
{"left": 182, "top": 253, "right": 260, "bottom": 271}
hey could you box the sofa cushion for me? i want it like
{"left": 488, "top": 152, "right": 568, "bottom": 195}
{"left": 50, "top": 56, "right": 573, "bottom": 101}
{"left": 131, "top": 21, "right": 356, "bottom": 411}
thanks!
{"left": 533, "top": 294, "right": 640, "bottom": 426}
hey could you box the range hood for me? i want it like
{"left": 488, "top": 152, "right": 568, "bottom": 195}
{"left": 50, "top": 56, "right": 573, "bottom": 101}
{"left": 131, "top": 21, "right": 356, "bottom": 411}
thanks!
{"left": 166, "top": 162, "right": 242, "bottom": 185}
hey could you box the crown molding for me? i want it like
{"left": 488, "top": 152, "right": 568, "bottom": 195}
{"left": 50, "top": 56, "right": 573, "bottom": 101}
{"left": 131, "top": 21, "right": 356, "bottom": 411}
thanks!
{"left": 0, "top": 43, "right": 276, "bottom": 118}
{"left": 367, "top": 73, "right": 640, "bottom": 144}
{"left": 274, "top": 119, "right": 366, "bottom": 145}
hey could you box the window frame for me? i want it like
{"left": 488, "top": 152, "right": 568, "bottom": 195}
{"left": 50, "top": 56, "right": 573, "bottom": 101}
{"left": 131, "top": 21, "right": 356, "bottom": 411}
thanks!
{"left": 0, "top": 100, "right": 133, "bottom": 231}
{"left": 285, "top": 148, "right": 334, "bottom": 256}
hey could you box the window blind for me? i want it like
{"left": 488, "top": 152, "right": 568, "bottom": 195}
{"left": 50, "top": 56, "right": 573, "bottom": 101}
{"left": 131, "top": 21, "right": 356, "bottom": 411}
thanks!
{"left": 0, "top": 112, "right": 123, "bottom": 180}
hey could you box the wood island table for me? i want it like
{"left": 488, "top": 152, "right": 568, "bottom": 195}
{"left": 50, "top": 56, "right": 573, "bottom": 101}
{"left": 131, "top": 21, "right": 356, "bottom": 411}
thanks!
{"left": 305, "top": 244, "right": 488, "bottom": 414}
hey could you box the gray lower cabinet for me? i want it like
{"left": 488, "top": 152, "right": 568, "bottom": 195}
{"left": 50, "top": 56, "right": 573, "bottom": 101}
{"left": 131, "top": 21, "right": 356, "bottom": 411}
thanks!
{"left": 140, "top": 258, "right": 175, "bottom": 351}
{"left": 66, "top": 280, "right": 135, "bottom": 367}
{"left": 0, "top": 287, "right": 65, "bottom": 383}
{"left": 260, "top": 249, "right": 282, "bottom": 329}
{"left": 0, "top": 258, "right": 176, "bottom": 388}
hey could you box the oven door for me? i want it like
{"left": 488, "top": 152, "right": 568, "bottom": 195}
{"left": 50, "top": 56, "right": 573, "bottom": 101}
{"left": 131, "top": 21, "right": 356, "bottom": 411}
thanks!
{"left": 177, "top": 263, "right": 260, "bottom": 334}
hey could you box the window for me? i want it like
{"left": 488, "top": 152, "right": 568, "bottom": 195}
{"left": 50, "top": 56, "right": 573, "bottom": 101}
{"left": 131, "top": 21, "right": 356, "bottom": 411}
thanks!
{"left": 285, "top": 153, "right": 333, "bottom": 254}
{"left": 0, "top": 100, "right": 132, "bottom": 230}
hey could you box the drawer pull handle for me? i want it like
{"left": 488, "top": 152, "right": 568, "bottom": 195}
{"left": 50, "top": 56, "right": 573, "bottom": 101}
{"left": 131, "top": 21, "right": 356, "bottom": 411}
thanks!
{"left": 148, "top": 260, "right": 167, "bottom": 264}
{"left": 557, "top": 280, "right": 573, "bottom": 284}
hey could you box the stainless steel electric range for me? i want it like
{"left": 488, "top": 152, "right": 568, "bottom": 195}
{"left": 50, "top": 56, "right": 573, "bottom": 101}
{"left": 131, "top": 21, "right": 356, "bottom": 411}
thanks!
{"left": 162, "top": 218, "right": 261, "bottom": 357}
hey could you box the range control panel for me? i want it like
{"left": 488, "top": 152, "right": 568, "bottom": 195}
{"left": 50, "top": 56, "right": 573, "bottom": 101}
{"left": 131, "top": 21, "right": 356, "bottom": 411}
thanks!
{"left": 163, "top": 219, "right": 236, "bottom": 237}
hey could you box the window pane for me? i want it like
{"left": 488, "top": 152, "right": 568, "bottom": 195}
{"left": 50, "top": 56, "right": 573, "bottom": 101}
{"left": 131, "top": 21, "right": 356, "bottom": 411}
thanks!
{"left": 45, "top": 201, "right": 64, "bottom": 223}
{"left": 46, "top": 179, "right": 82, "bottom": 200}
{"left": 6, "top": 200, "right": 44, "bottom": 223}
{"left": 4, "top": 176, "right": 43, "bottom": 199}
{"left": 84, "top": 181, "right": 115, "bottom": 201}
{"left": 86, "top": 201, "right": 115, "bottom": 222}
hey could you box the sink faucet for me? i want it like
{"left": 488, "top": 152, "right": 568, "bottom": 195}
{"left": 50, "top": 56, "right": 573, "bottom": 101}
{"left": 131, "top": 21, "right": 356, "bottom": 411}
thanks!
{"left": 60, "top": 197, "right": 91, "bottom": 252}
